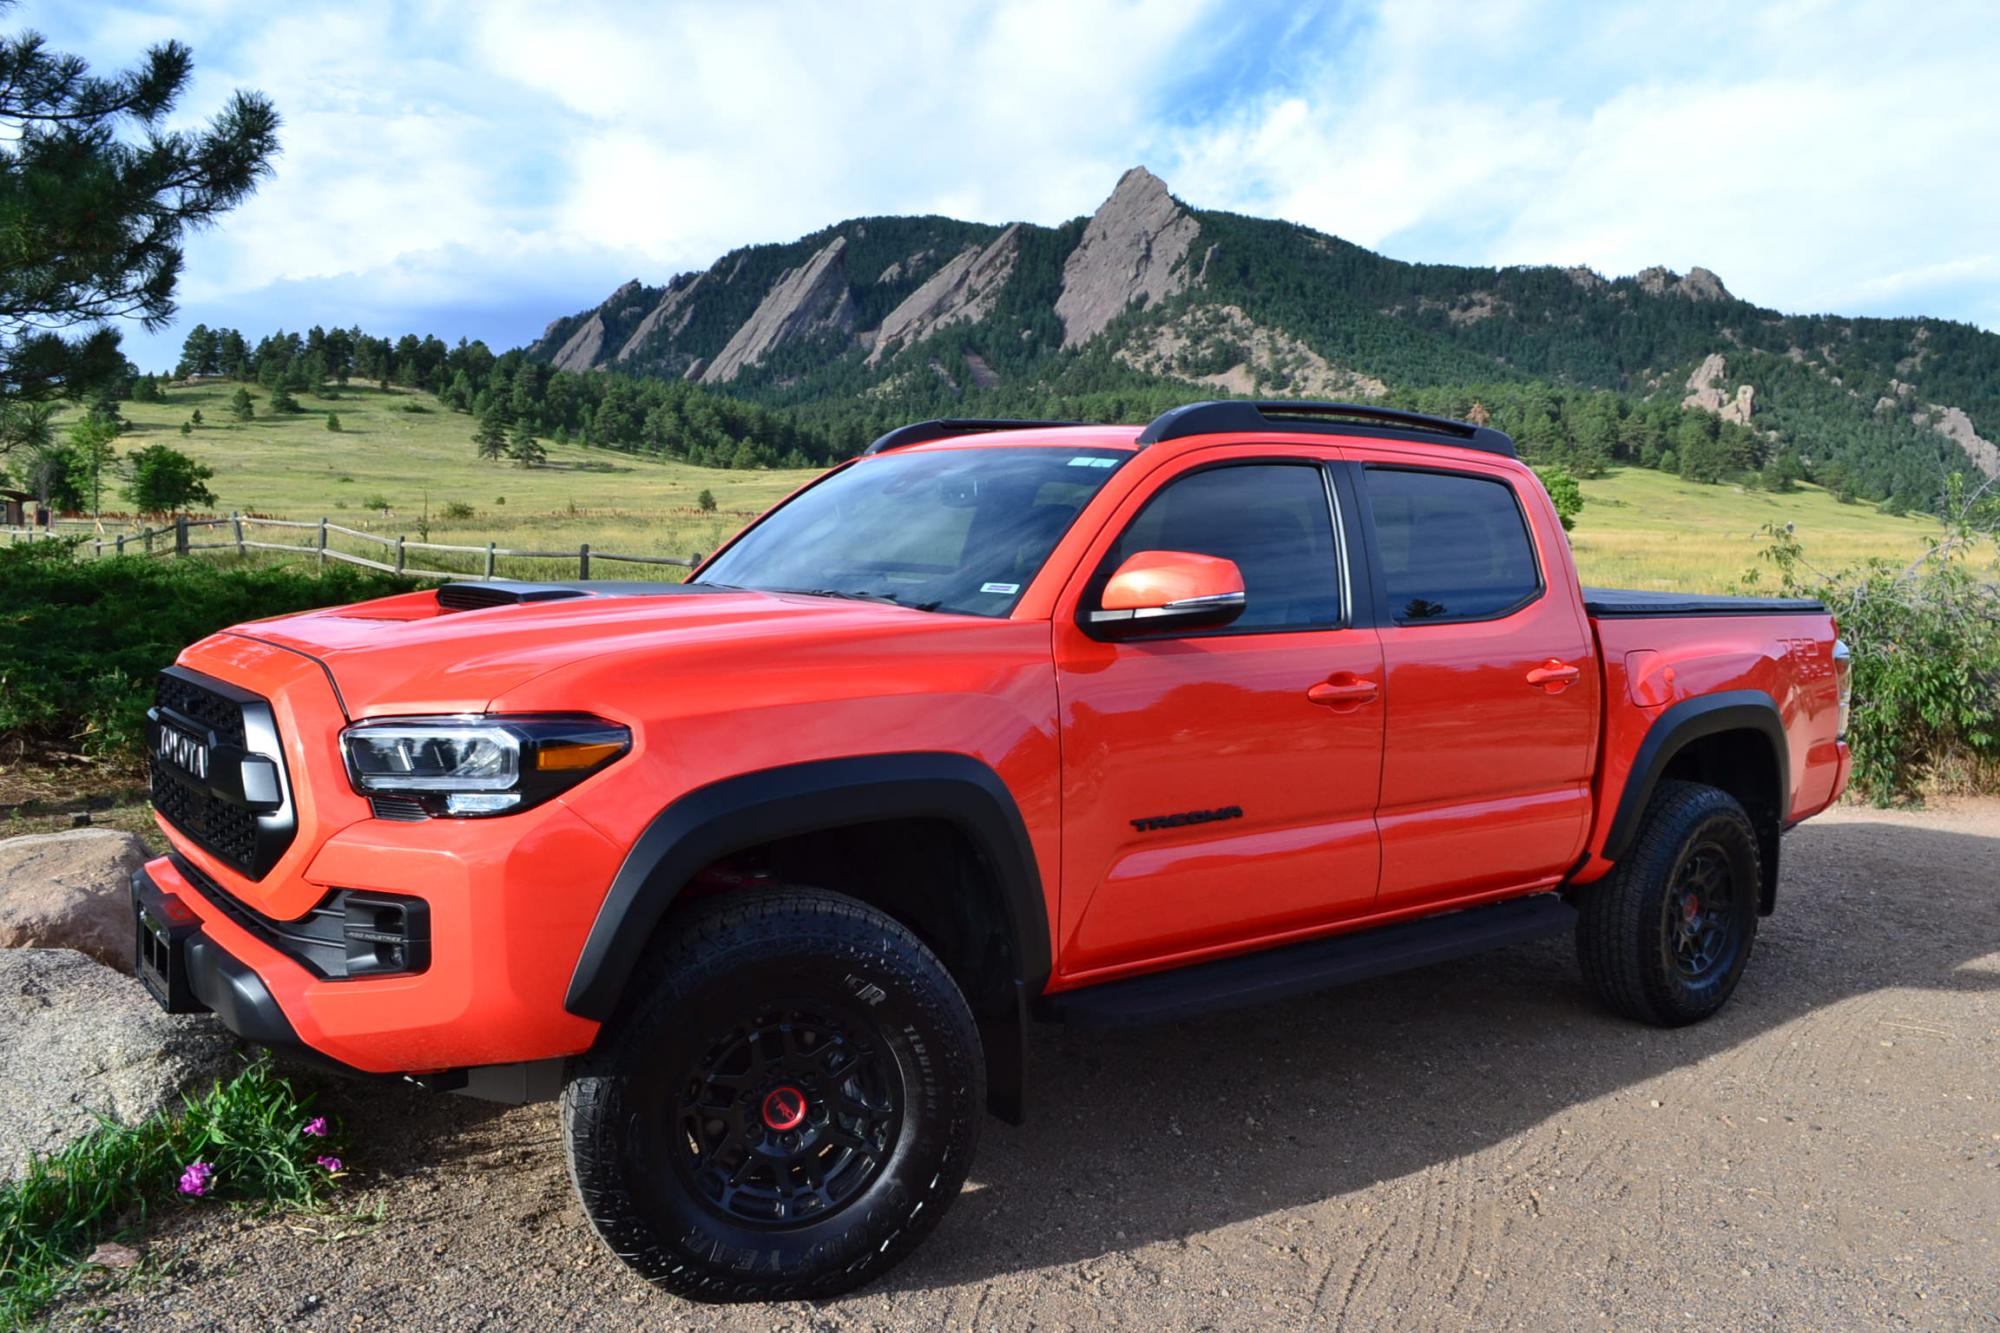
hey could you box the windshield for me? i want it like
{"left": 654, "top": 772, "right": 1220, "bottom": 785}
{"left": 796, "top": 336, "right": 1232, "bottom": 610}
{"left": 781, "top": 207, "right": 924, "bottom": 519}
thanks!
{"left": 693, "top": 446, "right": 1129, "bottom": 615}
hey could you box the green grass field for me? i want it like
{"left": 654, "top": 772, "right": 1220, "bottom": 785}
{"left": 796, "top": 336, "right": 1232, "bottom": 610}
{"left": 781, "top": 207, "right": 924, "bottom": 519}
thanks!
{"left": 43, "top": 379, "right": 1986, "bottom": 590}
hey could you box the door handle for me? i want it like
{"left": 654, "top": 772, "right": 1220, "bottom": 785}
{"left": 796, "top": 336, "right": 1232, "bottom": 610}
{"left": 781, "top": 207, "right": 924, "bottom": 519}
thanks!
{"left": 1526, "top": 659, "right": 1581, "bottom": 691}
{"left": 1307, "top": 675, "right": 1379, "bottom": 708}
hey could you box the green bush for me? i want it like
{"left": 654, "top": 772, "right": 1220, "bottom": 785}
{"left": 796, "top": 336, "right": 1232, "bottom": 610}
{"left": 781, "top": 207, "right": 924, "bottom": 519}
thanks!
{"left": 1749, "top": 512, "right": 1999, "bottom": 801}
{"left": 0, "top": 542, "right": 416, "bottom": 758}
{"left": 0, "top": 1058, "right": 343, "bottom": 1324}
{"left": 440, "top": 500, "right": 475, "bottom": 520}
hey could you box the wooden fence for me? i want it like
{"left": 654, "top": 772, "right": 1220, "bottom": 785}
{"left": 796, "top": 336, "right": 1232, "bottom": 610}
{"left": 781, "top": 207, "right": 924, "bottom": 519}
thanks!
{"left": 0, "top": 514, "right": 703, "bottom": 581}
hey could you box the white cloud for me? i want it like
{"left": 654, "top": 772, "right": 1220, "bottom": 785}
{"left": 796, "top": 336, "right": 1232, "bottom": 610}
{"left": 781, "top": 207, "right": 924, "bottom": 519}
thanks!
{"left": 22, "top": 0, "right": 2000, "bottom": 371}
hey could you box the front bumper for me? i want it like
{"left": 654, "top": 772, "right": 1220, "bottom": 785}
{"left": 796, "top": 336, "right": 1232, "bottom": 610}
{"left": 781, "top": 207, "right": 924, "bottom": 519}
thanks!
{"left": 133, "top": 863, "right": 312, "bottom": 1055}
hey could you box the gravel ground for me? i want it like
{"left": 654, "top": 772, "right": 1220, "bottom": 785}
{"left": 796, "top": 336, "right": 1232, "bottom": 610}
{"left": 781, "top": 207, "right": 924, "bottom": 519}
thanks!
{"left": 50, "top": 801, "right": 2000, "bottom": 1330}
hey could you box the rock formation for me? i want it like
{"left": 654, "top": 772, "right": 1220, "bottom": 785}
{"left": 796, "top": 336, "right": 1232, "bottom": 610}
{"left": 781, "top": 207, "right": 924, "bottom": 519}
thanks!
{"left": 615, "top": 273, "right": 704, "bottom": 363}
{"left": 1635, "top": 265, "right": 1732, "bottom": 301}
{"left": 550, "top": 312, "right": 607, "bottom": 373}
{"left": 1054, "top": 168, "right": 1201, "bottom": 347}
{"left": 1925, "top": 405, "right": 2000, "bottom": 479}
{"left": 867, "top": 226, "right": 1020, "bottom": 365}
{"left": 702, "top": 237, "right": 857, "bottom": 384}
{"left": 1682, "top": 353, "right": 1755, "bottom": 425}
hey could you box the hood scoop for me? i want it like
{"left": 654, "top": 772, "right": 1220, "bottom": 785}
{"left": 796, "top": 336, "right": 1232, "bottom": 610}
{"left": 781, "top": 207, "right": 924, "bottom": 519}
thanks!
{"left": 437, "top": 581, "right": 594, "bottom": 612}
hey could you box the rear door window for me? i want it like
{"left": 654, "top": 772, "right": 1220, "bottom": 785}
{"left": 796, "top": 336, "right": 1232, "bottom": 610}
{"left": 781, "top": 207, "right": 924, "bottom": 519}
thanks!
{"left": 1362, "top": 468, "right": 1541, "bottom": 623}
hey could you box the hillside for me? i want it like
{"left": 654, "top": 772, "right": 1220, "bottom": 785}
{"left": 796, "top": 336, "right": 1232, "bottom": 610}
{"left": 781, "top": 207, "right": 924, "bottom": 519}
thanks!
{"left": 59, "top": 381, "right": 1986, "bottom": 593}
{"left": 533, "top": 168, "right": 2000, "bottom": 506}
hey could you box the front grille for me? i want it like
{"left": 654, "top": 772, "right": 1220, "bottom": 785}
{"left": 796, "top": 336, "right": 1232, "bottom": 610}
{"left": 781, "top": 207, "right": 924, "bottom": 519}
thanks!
{"left": 174, "top": 855, "right": 431, "bottom": 980}
{"left": 148, "top": 667, "right": 296, "bottom": 878}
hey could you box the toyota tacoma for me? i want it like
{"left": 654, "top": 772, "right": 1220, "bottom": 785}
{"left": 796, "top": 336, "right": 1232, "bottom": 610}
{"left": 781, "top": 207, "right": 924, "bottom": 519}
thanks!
{"left": 133, "top": 400, "right": 1851, "bottom": 1300}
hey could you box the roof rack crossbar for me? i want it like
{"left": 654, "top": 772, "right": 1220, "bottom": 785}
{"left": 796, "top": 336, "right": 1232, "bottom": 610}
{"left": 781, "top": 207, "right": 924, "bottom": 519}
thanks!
{"left": 862, "top": 418, "right": 1086, "bottom": 455}
{"left": 1135, "top": 400, "right": 1515, "bottom": 458}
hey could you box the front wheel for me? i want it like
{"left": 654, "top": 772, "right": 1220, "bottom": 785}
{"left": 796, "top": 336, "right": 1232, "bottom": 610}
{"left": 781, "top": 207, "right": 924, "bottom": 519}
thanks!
{"left": 1576, "top": 780, "right": 1762, "bottom": 1026}
{"left": 563, "top": 888, "right": 984, "bottom": 1302}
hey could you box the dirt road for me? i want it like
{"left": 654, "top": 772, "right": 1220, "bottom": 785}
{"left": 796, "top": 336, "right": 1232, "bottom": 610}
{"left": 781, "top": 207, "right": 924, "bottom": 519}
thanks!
{"left": 54, "top": 802, "right": 2000, "bottom": 1330}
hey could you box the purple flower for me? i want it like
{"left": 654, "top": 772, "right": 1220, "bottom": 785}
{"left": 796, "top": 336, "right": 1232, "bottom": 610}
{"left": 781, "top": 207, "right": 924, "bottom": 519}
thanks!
{"left": 177, "top": 1161, "right": 215, "bottom": 1197}
{"left": 302, "top": 1116, "right": 329, "bottom": 1138}
{"left": 315, "top": 1155, "right": 343, "bottom": 1173}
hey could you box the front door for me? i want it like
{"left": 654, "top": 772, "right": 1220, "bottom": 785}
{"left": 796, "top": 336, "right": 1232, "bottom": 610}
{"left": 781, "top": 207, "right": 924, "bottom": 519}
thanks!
{"left": 1053, "top": 456, "right": 1385, "bottom": 979}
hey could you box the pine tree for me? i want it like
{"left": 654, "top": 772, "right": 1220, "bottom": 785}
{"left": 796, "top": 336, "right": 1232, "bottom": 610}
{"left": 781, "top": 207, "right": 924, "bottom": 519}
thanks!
{"left": 325, "top": 411, "right": 342, "bottom": 432}
{"left": 230, "top": 386, "right": 254, "bottom": 422}
{"left": 508, "top": 420, "right": 545, "bottom": 468}
{"left": 472, "top": 404, "right": 508, "bottom": 460}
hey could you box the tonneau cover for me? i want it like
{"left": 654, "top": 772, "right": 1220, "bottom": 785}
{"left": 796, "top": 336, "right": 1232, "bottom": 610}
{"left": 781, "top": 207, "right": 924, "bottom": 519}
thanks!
{"left": 1583, "top": 587, "right": 1826, "bottom": 618}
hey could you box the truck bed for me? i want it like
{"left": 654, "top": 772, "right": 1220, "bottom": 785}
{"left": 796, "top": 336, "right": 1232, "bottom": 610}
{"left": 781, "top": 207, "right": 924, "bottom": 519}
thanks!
{"left": 1582, "top": 587, "right": 1827, "bottom": 619}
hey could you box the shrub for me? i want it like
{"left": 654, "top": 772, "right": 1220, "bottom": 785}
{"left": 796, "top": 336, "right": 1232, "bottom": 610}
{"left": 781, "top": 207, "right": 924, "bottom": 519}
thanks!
{"left": 325, "top": 412, "right": 342, "bottom": 432}
{"left": 362, "top": 494, "right": 390, "bottom": 513}
{"left": 0, "top": 542, "right": 416, "bottom": 757}
{"left": 697, "top": 488, "right": 717, "bottom": 512}
{"left": 400, "top": 401, "right": 431, "bottom": 414}
{"left": 1530, "top": 464, "right": 1584, "bottom": 532}
{"left": 441, "top": 500, "right": 475, "bottom": 520}
{"left": 0, "top": 1058, "right": 342, "bottom": 1324}
{"left": 1748, "top": 504, "right": 1999, "bottom": 802}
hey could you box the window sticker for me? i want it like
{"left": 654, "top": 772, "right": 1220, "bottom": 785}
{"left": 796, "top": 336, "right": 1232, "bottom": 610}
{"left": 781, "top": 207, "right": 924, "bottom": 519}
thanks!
{"left": 1066, "top": 456, "right": 1117, "bottom": 468}
{"left": 979, "top": 581, "right": 1021, "bottom": 595}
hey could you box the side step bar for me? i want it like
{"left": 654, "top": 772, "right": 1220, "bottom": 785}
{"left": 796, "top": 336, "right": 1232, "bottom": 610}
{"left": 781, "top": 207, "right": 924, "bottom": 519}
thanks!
{"left": 1042, "top": 893, "right": 1577, "bottom": 1028}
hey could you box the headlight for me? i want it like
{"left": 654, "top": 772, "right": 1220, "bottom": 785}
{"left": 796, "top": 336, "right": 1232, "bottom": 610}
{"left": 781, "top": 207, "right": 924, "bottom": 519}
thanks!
{"left": 340, "top": 716, "right": 630, "bottom": 817}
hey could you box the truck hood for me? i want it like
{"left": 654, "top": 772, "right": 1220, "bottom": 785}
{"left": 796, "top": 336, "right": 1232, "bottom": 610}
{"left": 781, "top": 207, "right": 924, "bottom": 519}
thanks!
{"left": 225, "top": 583, "right": 971, "bottom": 717}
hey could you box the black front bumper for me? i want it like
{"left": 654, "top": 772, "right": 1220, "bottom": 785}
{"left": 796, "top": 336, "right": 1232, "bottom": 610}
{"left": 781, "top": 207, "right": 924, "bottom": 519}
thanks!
{"left": 132, "top": 864, "right": 304, "bottom": 1051}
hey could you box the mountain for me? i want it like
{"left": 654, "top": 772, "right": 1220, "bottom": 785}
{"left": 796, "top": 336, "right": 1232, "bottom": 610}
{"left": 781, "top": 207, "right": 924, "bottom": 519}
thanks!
{"left": 530, "top": 168, "right": 2000, "bottom": 503}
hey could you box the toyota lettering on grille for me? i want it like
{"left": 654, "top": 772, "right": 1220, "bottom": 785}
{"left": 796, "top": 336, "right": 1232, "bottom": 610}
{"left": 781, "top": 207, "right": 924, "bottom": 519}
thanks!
{"left": 157, "top": 725, "right": 210, "bottom": 781}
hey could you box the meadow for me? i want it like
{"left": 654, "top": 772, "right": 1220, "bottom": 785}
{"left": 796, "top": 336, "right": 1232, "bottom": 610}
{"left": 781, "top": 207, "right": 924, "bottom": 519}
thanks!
{"left": 47, "top": 379, "right": 1986, "bottom": 590}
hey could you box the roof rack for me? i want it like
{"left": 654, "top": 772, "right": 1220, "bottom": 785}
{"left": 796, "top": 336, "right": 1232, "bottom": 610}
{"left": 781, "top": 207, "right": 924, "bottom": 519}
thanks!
{"left": 862, "top": 418, "right": 1087, "bottom": 456}
{"left": 1135, "top": 400, "right": 1516, "bottom": 458}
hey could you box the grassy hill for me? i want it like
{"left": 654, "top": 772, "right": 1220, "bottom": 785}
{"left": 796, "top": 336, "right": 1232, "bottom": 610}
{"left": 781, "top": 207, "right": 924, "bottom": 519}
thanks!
{"left": 88, "top": 381, "right": 815, "bottom": 574}
{"left": 55, "top": 380, "right": 1984, "bottom": 593}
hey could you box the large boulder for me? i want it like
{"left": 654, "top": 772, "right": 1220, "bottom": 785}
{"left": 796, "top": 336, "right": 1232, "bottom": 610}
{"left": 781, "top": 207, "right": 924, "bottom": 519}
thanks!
{"left": 0, "top": 828, "right": 149, "bottom": 972}
{"left": 0, "top": 949, "right": 238, "bottom": 1176}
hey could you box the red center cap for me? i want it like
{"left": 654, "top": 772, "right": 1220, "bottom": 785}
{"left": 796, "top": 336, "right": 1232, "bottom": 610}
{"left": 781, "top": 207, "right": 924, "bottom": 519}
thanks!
{"left": 761, "top": 1086, "right": 808, "bottom": 1132}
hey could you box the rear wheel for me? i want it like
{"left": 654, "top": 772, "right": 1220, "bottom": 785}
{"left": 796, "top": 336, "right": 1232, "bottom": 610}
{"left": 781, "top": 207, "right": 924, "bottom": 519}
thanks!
{"left": 563, "top": 888, "right": 983, "bottom": 1302}
{"left": 1576, "top": 780, "right": 1762, "bottom": 1026}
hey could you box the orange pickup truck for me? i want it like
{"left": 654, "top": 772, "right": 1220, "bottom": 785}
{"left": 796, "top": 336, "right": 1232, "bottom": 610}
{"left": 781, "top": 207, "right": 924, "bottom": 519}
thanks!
{"left": 133, "top": 400, "right": 1850, "bottom": 1300}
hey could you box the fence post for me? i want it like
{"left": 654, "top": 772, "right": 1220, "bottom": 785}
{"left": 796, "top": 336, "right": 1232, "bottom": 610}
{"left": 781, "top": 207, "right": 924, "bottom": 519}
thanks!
{"left": 484, "top": 542, "right": 496, "bottom": 581}
{"left": 233, "top": 512, "right": 246, "bottom": 557}
{"left": 394, "top": 535, "right": 406, "bottom": 573}
{"left": 143, "top": 526, "right": 154, "bottom": 556}
{"left": 317, "top": 517, "right": 328, "bottom": 571}
{"left": 578, "top": 543, "right": 591, "bottom": 579}
{"left": 116, "top": 534, "right": 125, "bottom": 556}
{"left": 175, "top": 516, "right": 189, "bottom": 556}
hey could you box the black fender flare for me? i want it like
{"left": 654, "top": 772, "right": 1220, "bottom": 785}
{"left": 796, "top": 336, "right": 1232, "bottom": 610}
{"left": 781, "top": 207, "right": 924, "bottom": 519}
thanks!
{"left": 563, "top": 752, "right": 1052, "bottom": 1024}
{"left": 1601, "top": 689, "right": 1788, "bottom": 908}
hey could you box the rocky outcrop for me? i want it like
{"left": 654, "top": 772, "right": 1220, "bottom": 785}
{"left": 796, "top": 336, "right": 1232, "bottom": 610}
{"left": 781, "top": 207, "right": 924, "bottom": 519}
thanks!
{"left": 549, "top": 312, "right": 608, "bottom": 373}
{"left": 867, "top": 226, "right": 1020, "bottom": 365}
{"left": 615, "top": 273, "right": 704, "bottom": 363}
{"left": 1682, "top": 353, "right": 1755, "bottom": 425}
{"left": 0, "top": 829, "right": 148, "bottom": 972}
{"left": 1564, "top": 266, "right": 1607, "bottom": 292}
{"left": 2, "top": 949, "right": 237, "bottom": 1176}
{"left": 702, "top": 237, "right": 857, "bottom": 384}
{"left": 1120, "top": 304, "right": 1388, "bottom": 400}
{"left": 1924, "top": 405, "right": 2000, "bottom": 479}
{"left": 1636, "top": 265, "right": 1732, "bottom": 301}
{"left": 1055, "top": 167, "right": 1201, "bottom": 348}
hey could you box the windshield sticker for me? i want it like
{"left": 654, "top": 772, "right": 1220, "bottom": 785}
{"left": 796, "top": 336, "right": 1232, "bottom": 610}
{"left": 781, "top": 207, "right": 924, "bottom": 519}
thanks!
{"left": 1066, "top": 456, "right": 1117, "bottom": 468}
{"left": 979, "top": 581, "right": 1021, "bottom": 595}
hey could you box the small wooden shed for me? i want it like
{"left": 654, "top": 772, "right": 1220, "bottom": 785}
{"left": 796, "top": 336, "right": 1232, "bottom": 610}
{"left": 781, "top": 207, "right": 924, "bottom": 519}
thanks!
{"left": 0, "top": 488, "right": 34, "bottom": 527}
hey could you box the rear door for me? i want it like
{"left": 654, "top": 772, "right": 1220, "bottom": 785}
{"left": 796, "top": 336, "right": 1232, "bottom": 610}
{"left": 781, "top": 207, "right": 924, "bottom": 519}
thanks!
{"left": 1052, "top": 449, "right": 1385, "bottom": 979}
{"left": 1347, "top": 456, "right": 1599, "bottom": 909}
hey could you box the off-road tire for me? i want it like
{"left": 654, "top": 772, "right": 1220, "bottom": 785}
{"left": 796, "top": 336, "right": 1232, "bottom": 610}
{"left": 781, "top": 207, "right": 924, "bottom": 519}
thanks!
{"left": 562, "top": 887, "right": 984, "bottom": 1302}
{"left": 1576, "top": 780, "right": 1762, "bottom": 1026}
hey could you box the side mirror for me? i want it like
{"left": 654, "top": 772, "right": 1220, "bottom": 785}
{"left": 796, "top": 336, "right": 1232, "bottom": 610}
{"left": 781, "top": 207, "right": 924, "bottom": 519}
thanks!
{"left": 1087, "top": 550, "right": 1245, "bottom": 636}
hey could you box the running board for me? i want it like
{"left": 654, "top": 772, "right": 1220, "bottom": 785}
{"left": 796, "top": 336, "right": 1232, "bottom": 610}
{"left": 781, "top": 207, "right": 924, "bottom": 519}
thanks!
{"left": 1042, "top": 893, "right": 1577, "bottom": 1028}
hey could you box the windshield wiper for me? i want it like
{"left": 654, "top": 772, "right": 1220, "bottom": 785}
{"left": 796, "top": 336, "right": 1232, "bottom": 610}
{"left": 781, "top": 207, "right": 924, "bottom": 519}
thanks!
{"left": 773, "top": 587, "right": 942, "bottom": 611}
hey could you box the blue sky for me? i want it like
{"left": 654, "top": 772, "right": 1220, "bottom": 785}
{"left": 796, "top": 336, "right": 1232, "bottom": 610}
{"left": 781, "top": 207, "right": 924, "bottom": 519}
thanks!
{"left": 31, "top": 0, "right": 2000, "bottom": 371}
